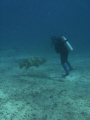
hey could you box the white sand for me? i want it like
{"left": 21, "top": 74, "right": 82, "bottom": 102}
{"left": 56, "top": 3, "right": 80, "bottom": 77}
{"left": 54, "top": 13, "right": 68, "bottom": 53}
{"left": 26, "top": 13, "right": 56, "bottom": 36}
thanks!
{"left": 0, "top": 49, "right": 90, "bottom": 120}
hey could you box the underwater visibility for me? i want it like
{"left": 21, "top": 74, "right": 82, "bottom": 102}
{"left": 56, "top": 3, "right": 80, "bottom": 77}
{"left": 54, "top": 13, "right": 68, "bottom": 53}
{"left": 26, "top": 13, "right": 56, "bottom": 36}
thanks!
{"left": 0, "top": 0, "right": 90, "bottom": 119}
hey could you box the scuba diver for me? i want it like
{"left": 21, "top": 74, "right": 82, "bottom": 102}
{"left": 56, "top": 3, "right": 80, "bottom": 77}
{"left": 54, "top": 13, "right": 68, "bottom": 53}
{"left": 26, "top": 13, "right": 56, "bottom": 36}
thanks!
{"left": 51, "top": 35, "right": 73, "bottom": 78}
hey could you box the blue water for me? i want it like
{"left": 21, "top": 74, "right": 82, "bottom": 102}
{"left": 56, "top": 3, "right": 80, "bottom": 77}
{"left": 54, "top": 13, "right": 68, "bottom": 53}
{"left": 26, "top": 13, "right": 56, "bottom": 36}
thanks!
{"left": 0, "top": 0, "right": 90, "bottom": 51}
{"left": 0, "top": 1, "right": 90, "bottom": 119}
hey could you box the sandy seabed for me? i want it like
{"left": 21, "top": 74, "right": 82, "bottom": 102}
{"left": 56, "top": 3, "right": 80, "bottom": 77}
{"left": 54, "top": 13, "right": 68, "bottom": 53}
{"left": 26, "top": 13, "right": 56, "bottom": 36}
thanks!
{"left": 0, "top": 49, "right": 90, "bottom": 120}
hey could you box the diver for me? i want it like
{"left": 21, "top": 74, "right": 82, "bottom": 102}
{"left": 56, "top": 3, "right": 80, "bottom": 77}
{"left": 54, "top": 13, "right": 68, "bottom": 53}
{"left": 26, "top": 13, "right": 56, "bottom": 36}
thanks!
{"left": 51, "top": 35, "right": 73, "bottom": 78}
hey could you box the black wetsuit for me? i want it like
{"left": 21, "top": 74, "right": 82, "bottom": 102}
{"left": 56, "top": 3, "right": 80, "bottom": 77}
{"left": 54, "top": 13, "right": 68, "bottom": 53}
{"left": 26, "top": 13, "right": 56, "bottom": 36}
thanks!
{"left": 53, "top": 38, "right": 69, "bottom": 65}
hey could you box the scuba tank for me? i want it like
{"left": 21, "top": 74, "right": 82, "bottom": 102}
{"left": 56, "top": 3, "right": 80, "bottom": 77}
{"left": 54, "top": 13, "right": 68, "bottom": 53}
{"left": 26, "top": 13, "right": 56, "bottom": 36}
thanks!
{"left": 60, "top": 35, "right": 73, "bottom": 51}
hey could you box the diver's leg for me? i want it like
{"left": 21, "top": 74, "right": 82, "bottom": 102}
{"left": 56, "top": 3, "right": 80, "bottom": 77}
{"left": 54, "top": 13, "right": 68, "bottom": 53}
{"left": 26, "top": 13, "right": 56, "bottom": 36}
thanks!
{"left": 64, "top": 51, "right": 73, "bottom": 71}
{"left": 61, "top": 63, "right": 69, "bottom": 78}
{"left": 60, "top": 54, "right": 69, "bottom": 78}
{"left": 66, "top": 61, "right": 73, "bottom": 71}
